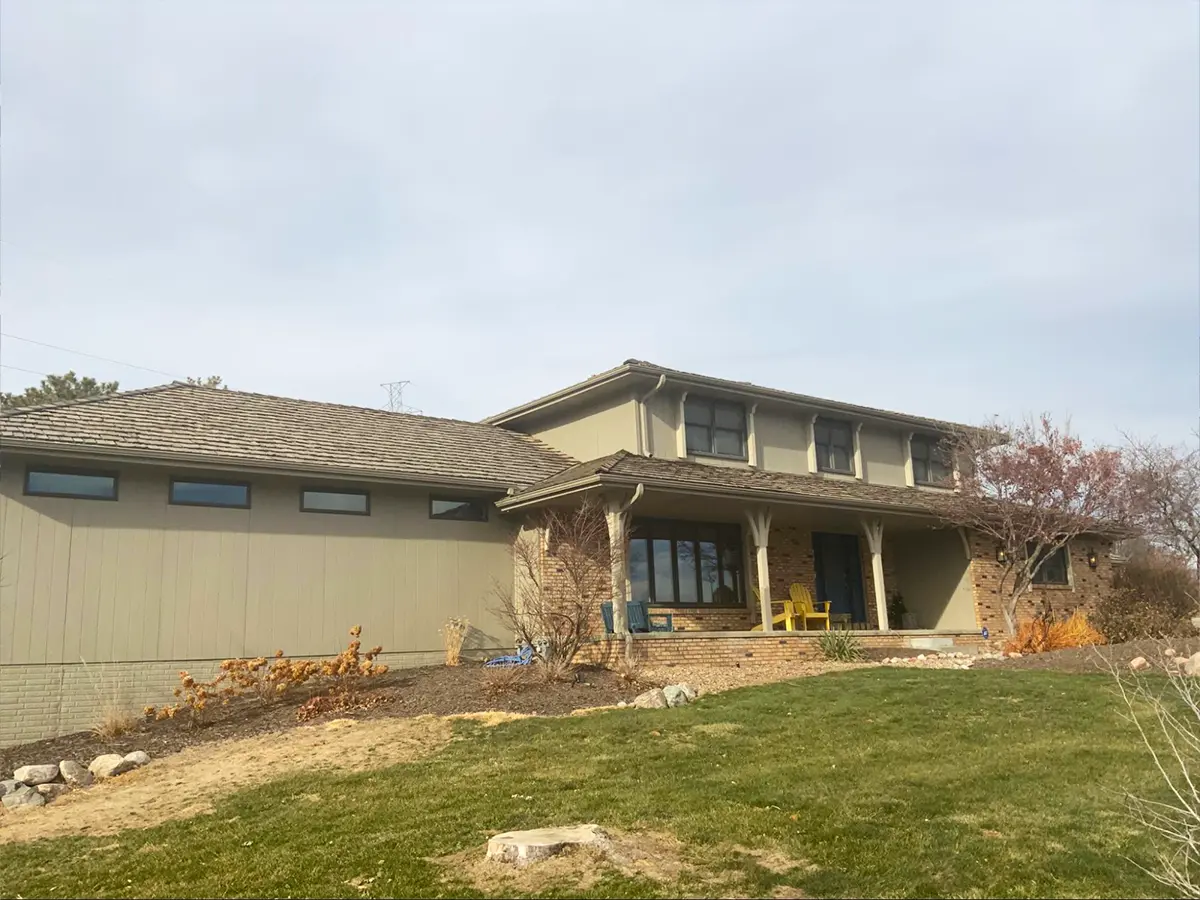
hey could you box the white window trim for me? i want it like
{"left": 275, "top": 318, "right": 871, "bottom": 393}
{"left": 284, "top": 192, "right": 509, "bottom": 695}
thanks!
{"left": 747, "top": 403, "right": 759, "bottom": 468}
{"left": 806, "top": 413, "right": 818, "bottom": 474}
{"left": 675, "top": 390, "right": 689, "bottom": 458}
{"left": 853, "top": 421, "right": 864, "bottom": 481}
{"left": 903, "top": 431, "right": 916, "bottom": 487}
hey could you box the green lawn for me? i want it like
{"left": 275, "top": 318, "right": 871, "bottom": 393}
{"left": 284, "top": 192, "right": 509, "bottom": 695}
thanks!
{"left": 0, "top": 670, "right": 1170, "bottom": 899}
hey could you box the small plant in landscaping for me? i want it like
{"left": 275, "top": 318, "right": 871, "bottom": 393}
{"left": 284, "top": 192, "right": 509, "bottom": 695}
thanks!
{"left": 440, "top": 617, "right": 470, "bottom": 666}
{"left": 483, "top": 664, "right": 529, "bottom": 696}
{"left": 613, "top": 652, "right": 643, "bottom": 685}
{"left": 1004, "top": 610, "right": 1105, "bottom": 655}
{"left": 818, "top": 630, "right": 864, "bottom": 662}
{"left": 91, "top": 704, "right": 139, "bottom": 740}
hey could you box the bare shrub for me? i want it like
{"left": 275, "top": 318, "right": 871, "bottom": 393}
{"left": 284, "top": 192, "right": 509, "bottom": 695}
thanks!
{"left": 483, "top": 665, "right": 529, "bottom": 697}
{"left": 613, "top": 652, "right": 643, "bottom": 685}
{"left": 1110, "top": 646, "right": 1200, "bottom": 896}
{"left": 493, "top": 500, "right": 609, "bottom": 679}
{"left": 441, "top": 617, "right": 470, "bottom": 666}
{"left": 1096, "top": 551, "right": 1199, "bottom": 643}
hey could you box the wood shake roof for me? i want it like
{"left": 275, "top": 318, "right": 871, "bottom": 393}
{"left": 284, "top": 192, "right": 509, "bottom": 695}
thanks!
{"left": 0, "top": 383, "right": 575, "bottom": 489}
{"left": 502, "top": 450, "right": 954, "bottom": 514}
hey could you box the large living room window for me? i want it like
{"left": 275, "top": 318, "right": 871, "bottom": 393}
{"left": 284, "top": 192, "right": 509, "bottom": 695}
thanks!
{"left": 814, "top": 418, "right": 854, "bottom": 474}
{"left": 911, "top": 435, "right": 952, "bottom": 485}
{"left": 684, "top": 396, "right": 746, "bottom": 458}
{"left": 628, "top": 519, "right": 744, "bottom": 607}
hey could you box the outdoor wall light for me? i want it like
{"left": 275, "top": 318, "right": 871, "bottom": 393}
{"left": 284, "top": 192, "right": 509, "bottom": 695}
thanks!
{"left": 995, "top": 546, "right": 1008, "bottom": 564}
{"left": 1087, "top": 549, "right": 1099, "bottom": 569}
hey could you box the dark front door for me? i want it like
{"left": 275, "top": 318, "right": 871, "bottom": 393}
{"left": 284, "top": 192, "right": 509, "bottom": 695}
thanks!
{"left": 813, "top": 532, "right": 867, "bottom": 624}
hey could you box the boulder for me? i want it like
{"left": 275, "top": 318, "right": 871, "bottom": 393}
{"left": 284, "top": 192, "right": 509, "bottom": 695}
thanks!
{"left": 35, "top": 783, "right": 70, "bottom": 802}
{"left": 1185, "top": 652, "right": 1200, "bottom": 676}
{"left": 123, "top": 750, "right": 151, "bottom": 767}
{"left": 1, "top": 784, "right": 45, "bottom": 811}
{"left": 89, "top": 754, "right": 136, "bottom": 779}
{"left": 1165, "top": 648, "right": 1178, "bottom": 657}
{"left": 662, "top": 684, "right": 697, "bottom": 708}
{"left": 486, "top": 824, "right": 608, "bottom": 865}
{"left": 59, "top": 760, "right": 94, "bottom": 788}
{"left": 0, "top": 779, "right": 21, "bottom": 798}
{"left": 633, "top": 688, "right": 669, "bottom": 710}
{"left": 13, "top": 764, "right": 59, "bottom": 786}
{"left": 1130, "top": 656, "right": 1150, "bottom": 672}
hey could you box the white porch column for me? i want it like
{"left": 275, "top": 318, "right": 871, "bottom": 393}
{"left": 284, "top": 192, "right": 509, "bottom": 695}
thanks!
{"left": 745, "top": 507, "right": 773, "bottom": 631}
{"left": 604, "top": 485, "right": 645, "bottom": 635}
{"left": 861, "top": 518, "right": 889, "bottom": 631}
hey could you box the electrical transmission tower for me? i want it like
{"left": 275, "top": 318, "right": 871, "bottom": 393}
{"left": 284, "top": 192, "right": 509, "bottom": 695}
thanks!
{"left": 381, "top": 380, "right": 422, "bottom": 415}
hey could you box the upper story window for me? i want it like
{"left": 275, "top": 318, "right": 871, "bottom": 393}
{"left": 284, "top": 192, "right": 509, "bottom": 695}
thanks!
{"left": 814, "top": 418, "right": 854, "bottom": 474}
{"left": 1029, "top": 543, "right": 1070, "bottom": 585}
{"left": 430, "top": 497, "right": 488, "bottom": 521}
{"left": 169, "top": 478, "right": 251, "bottom": 509}
{"left": 301, "top": 488, "right": 370, "bottom": 515}
{"left": 911, "top": 435, "right": 952, "bottom": 485}
{"left": 684, "top": 397, "right": 746, "bottom": 458}
{"left": 25, "top": 467, "right": 118, "bottom": 501}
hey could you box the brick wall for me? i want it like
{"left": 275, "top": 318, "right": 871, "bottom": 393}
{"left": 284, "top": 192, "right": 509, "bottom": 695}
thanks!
{"left": 0, "top": 649, "right": 450, "bottom": 747}
{"left": 586, "top": 631, "right": 990, "bottom": 667}
{"left": 967, "top": 533, "right": 1117, "bottom": 634}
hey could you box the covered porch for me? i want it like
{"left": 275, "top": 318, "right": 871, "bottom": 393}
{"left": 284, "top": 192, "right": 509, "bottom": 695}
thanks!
{"left": 496, "top": 452, "right": 980, "bottom": 639}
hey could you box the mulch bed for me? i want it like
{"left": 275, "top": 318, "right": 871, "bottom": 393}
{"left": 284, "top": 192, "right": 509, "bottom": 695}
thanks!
{"left": 0, "top": 664, "right": 650, "bottom": 776}
{"left": 972, "top": 637, "right": 1200, "bottom": 674}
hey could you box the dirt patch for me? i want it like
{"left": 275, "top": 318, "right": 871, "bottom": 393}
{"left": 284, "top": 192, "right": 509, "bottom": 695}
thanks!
{"left": 730, "top": 844, "right": 813, "bottom": 875}
{"left": 437, "top": 828, "right": 731, "bottom": 895}
{"left": 0, "top": 664, "right": 648, "bottom": 776}
{"left": 972, "top": 638, "right": 1200, "bottom": 674}
{"left": 0, "top": 715, "right": 452, "bottom": 844}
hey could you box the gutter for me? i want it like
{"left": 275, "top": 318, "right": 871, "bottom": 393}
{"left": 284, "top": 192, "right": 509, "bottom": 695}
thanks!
{"left": 636, "top": 374, "right": 667, "bottom": 456}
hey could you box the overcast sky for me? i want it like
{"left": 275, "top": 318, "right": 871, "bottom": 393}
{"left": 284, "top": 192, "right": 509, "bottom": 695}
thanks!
{"left": 2, "top": 1, "right": 1197, "bottom": 445}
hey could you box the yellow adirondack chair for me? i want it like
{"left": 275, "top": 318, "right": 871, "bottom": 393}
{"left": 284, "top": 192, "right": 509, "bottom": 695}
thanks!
{"left": 750, "top": 587, "right": 799, "bottom": 631}
{"left": 790, "top": 583, "right": 831, "bottom": 631}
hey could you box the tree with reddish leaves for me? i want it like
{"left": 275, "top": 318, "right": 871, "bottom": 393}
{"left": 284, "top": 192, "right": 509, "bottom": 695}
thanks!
{"left": 939, "top": 415, "right": 1132, "bottom": 634}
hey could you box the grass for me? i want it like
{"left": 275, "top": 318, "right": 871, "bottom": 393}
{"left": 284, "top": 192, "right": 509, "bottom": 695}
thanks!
{"left": 0, "top": 669, "right": 1167, "bottom": 898}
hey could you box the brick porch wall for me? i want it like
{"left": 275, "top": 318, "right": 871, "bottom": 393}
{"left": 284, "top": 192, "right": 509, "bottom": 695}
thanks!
{"left": 967, "top": 533, "right": 1117, "bottom": 634}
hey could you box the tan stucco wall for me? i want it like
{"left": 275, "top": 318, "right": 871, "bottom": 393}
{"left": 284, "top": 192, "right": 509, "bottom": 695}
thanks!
{"left": 528, "top": 394, "right": 639, "bottom": 461}
{"left": 888, "top": 530, "right": 977, "bottom": 630}
{"left": 858, "top": 426, "right": 908, "bottom": 487}
{"left": 754, "top": 410, "right": 810, "bottom": 474}
{"left": 0, "top": 456, "right": 515, "bottom": 743}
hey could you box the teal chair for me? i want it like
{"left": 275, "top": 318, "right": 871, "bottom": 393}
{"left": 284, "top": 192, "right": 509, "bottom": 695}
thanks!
{"left": 601, "top": 600, "right": 673, "bottom": 633}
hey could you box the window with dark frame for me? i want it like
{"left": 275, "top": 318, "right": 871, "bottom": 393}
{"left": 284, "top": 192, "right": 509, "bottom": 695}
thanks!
{"left": 684, "top": 396, "right": 746, "bottom": 458}
{"left": 1028, "top": 543, "right": 1071, "bottom": 585}
{"left": 628, "top": 519, "right": 744, "bottom": 607}
{"left": 430, "top": 497, "right": 488, "bottom": 521}
{"left": 301, "top": 488, "right": 370, "bottom": 515}
{"left": 911, "top": 435, "right": 952, "bottom": 485}
{"left": 169, "top": 479, "right": 251, "bottom": 508}
{"left": 24, "top": 467, "right": 118, "bottom": 500}
{"left": 814, "top": 418, "right": 854, "bottom": 474}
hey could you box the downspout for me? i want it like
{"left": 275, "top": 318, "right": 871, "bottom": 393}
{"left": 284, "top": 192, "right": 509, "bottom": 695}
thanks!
{"left": 636, "top": 375, "right": 668, "bottom": 456}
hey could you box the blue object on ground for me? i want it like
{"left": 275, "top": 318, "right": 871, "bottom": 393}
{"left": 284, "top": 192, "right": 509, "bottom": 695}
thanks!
{"left": 485, "top": 644, "right": 534, "bottom": 667}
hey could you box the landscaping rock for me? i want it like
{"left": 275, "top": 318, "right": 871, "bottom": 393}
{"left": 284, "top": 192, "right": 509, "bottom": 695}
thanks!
{"left": 633, "top": 688, "right": 669, "bottom": 709}
{"left": 486, "top": 824, "right": 608, "bottom": 865}
{"left": 1165, "top": 648, "right": 1177, "bottom": 657}
{"left": 1, "top": 784, "right": 45, "bottom": 811}
{"left": 89, "top": 754, "right": 136, "bottom": 779}
{"left": 35, "top": 783, "right": 70, "bottom": 802}
{"left": 123, "top": 750, "right": 151, "bottom": 767}
{"left": 662, "top": 684, "right": 694, "bottom": 708}
{"left": 0, "top": 779, "right": 21, "bottom": 798}
{"left": 1130, "top": 656, "right": 1150, "bottom": 672}
{"left": 13, "top": 764, "right": 59, "bottom": 786}
{"left": 59, "top": 760, "right": 94, "bottom": 788}
{"left": 1185, "top": 652, "right": 1200, "bottom": 676}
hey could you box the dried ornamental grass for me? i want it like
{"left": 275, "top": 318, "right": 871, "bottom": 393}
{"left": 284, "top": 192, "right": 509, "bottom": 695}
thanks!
{"left": 441, "top": 617, "right": 470, "bottom": 666}
{"left": 1004, "top": 610, "right": 1106, "bottom": 655}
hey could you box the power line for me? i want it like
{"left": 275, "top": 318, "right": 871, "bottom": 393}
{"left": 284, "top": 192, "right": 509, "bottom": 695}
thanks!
{"left": 0, "top": 363, "right": 50, "bottom": 378}
{"left": 0, "top": 333, "right": 178, "bottom": 378}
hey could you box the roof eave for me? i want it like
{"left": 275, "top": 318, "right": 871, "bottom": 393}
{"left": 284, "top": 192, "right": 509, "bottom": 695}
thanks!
{"left": 483, "top": 361, "right": 974, "bottom": 434}
{"left": 0, "top": 440, "right": 523, "bottom": 493}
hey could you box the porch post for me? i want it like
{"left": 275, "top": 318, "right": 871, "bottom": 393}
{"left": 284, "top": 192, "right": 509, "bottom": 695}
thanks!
{"left": 861, "top": 518, "right": 889, "bottom": 631}
{"left": 605, "top": 485, "right": 645, "bottom": 635}
{"left": 745, "top": 507, "right": 773, "bottom": 631}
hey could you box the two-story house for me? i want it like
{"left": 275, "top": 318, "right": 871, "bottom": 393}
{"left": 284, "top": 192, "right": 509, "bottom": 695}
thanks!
{"left": 0, "top": 359, "right": 1119, "bottom": 743}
